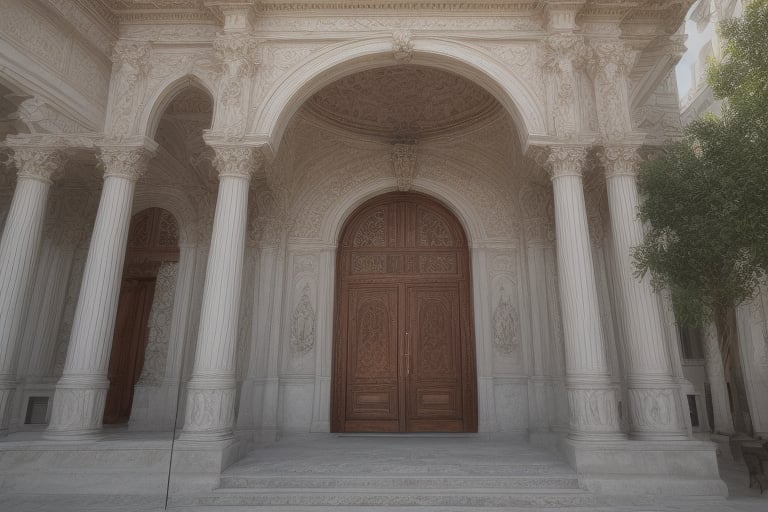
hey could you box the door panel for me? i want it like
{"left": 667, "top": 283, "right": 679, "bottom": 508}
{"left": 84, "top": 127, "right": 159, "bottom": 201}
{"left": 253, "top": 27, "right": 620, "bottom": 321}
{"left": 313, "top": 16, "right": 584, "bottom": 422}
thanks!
{"left": 333, "top": 192, "right": 477, "bottom": 433}
{"left": 406, "top": 284, "right": 464, "bottom": 432}
{"left": 344, "top": 285, "right": 400, "bottom": 431}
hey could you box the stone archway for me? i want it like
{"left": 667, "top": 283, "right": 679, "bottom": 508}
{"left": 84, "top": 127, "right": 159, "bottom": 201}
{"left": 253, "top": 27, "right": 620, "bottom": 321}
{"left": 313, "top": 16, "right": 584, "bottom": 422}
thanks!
{"left": 331, "top": 192, "right": 477, "bottom": 433}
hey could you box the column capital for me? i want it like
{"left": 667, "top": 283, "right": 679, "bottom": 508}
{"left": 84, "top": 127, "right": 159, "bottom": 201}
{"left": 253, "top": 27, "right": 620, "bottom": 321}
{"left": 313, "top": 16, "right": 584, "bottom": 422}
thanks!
{"left": 600, "top": 144, "right": 642, "bottom": 178}
{"left": 586, "top": 38, "right": 636, "bottom": 78}
{"left": 9, "top": 146, "right": 67, "bottom": 184}
{"left": 528, "top": 144, "right": 589, "bottom": 180}
{"left": 211, "top": 145, "right": 263, "bottom": 180}
{"left": 97, "top": 140, "right": 157, "bottom": 181}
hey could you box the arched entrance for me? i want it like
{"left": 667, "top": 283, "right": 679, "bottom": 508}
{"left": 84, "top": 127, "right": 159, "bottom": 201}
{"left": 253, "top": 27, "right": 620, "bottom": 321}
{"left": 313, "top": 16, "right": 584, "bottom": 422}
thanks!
{"left": 331, "top": 192, "right": 477, "bottom": 433}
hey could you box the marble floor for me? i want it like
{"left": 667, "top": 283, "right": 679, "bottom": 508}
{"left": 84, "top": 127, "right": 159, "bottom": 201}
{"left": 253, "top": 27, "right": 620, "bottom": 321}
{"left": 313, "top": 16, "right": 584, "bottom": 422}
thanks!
{"left": 0, "top": 433, "right": 765, "bottom": 511}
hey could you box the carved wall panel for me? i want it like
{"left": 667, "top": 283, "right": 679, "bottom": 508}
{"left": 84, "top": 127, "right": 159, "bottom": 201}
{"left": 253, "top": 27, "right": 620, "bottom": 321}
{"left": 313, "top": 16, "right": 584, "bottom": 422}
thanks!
{"left": 283, "top": 252, "right": 319, "bottom": 374}
{"left": 137, "top": 262, "right": 178, "bottom": 386}
{"left": 489, "top": 252, "right": 525, "bottom": 375}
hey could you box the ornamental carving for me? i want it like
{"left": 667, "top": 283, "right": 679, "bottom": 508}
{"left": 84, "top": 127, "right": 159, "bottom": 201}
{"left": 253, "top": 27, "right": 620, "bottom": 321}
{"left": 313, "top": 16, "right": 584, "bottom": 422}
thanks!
{"left": 629, "top": 388, "right": 675, "bottom": 428}
{"left": 137, "top": 262, "right": 177, "bottom": 386}
{"left": 108, "top": 41, "right": 152, "bottom": 139}
{"left": 493, "top": 288, "right": 520, "bottom": 354}
{"left": 212, "top": 33, "right": 260, "bottom": 138}
{"left": 543, "top": 34, "right": 589, "bottom": 138}
{"left": 356, "top": 299, "right": 390, "bottom": 377}
{"left": 600, "top": 145, "right": 641, "bottom": 178}
{"left": 211, "top": 146, "right": 262, "bottom": 179}
{"left": 544, "top": 145, "right": 588, "bottom": 179}
{"left": 391, "top": 143, "right": 417, "bottom": 192}
{"left": 99, "top": 147, "right": 153, "bottom": 181}
{"left": 290, "top": 284, "right": 316, "bottom": 354}
{"left": 392, "top": 30, "right": 414, "bottom": 62}
{"left": 417, "top": 209, "right": 454, "bottom": 247}
{"left": 11, "top": 148, "right": 66, "bottom": 183}
{"left": 568, "top": 388, "right": 619, "bottom": 430}
{"left": 418, "top": 300, "right": 451, "bottom": 375}
{"left": 588, "top": 40, "right": 635, "bottom": 140}
{"left": 352, "top": 209, "right": 386, "bottom": 247}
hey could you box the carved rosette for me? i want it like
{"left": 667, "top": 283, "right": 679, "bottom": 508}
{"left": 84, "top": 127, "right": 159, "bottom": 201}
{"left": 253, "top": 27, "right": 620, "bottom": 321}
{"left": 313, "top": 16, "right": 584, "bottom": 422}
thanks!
{"left": 600, "top": 145, "right": 641, "bottom": 178}
{"left": 211, "top": 146, "right": 262, "bottom": 180}
{"left": 11, "top": 148, "right": 66, "bottom": 184}
{"left": 99, "top": 148, "right": 153, "bottom": 181}
{"left": 392, "top": 30, "right": 414, "bottom": 62}
{"left": 212, "top": 33, "right": 260, "bottom": 137}
{"left": 391, "top": 143, "right": 417, "bottom": 191}
{"left": 108, "top": 41, "right": 151, "bottom": 139}
{"left": 546, "top": 145, "right": 588, "bottom": 179}
{"left": 542, "top": 34, "right": 589, "bottom": 138}
{"left": 587, "top": 40, "right": 635, "bottom": 139}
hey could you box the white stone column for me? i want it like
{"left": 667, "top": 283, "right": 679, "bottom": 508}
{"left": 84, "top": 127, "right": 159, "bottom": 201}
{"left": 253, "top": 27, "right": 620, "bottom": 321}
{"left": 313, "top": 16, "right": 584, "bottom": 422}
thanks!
{"left": 46, "top": 143, "right": 155, "bottom": 439}
{"left": 702, "top": 321, "right": 736, "bottom": 435}
{"left": 546, "top": 145, "right": 624, "bottom": 440}
{"left": 0, "top": 147, "right": 64, "bottom": 433}
{"left": 602, "top": 146, "right": 688, "bottom": 440}
{"left": 180, "top": 146, "right": 259, "bottom": 441}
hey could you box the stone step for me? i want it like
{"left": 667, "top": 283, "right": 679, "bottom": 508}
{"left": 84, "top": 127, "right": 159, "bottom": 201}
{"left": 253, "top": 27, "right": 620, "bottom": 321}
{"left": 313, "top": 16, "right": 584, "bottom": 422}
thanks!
{"left": 219, "top": 474, "right": 581, "bottom": 490}
{"left": 173, "top": 487, "right": 598, "bottom": 508}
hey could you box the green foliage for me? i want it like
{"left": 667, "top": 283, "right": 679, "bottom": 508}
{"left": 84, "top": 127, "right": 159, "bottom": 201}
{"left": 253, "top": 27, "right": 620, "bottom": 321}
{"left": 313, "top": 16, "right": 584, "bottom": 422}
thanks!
{"left": 634, "top": 0, "right": 768, "bottom": 327}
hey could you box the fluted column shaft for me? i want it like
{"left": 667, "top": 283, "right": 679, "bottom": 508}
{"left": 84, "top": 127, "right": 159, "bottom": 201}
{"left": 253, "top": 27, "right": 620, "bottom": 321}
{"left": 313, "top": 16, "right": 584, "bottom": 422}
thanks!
{"left": 180, "top": 146, "right": 259, "bottom": 441}
{"left": 603, "top": 146, "right": 687, "bottom": 440}
{"left": 0, "top": 148, "right": 64, "bottom": 433}
{"left": 46, "top": 146, "right": 153, "bottom": 439}
{"left": 547, "top": 146, "right": 623, "bottom": 440}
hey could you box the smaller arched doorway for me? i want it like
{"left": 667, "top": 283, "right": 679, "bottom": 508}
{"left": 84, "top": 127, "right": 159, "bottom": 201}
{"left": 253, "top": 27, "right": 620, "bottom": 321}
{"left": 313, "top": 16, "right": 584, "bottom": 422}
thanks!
{"left": 332, "top": 192, "right": 477, "bottom": 433}
{"left": 103, "top": 207, "right": 179, "bottom": 424}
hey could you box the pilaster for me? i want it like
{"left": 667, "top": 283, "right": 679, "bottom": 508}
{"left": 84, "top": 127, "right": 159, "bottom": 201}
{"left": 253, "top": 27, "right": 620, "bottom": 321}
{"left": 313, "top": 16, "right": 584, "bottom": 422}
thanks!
{"left": 46, "top": 141, "right": 156, "bottom": 440}
{"left": 0, "top": 145, "right": 66, "bottom": 434}
{"left": 180, "top": 144, "right": 261, "bottom": 441}
{"left": 601, "top": 145, "right": 687, "bottom": 440}
{"left": 535, "top": 144, "right": 623, "bottom": 440}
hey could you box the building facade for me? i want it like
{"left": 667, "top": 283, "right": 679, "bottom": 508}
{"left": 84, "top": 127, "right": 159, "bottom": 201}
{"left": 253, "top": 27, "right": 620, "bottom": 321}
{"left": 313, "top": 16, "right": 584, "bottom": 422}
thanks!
{"left": 1, "top": 0, "right": 758, "bottom": 499}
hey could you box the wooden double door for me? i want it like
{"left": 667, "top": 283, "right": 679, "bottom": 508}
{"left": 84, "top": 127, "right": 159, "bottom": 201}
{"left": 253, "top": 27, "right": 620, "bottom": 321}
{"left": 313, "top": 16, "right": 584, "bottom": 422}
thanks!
{"left": 332, "top": 193, "right": 477, "bottom": 433}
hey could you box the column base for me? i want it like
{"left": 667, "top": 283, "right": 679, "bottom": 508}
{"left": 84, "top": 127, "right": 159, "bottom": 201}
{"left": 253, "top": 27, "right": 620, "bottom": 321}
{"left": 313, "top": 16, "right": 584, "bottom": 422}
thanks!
{"left": 179, "top": 380, "right": 236, "bottom": 441}
{"left": 561, "top": 437, "right": 727, "bottom": 497}
{"left": 170, "top": 436, "right": 244, "bottom": 494}
{"left": 0, "top": 383, "right": 15, "bottom": 434}
{"left": 45, "top": 376, "right": 108, "bottom": 441}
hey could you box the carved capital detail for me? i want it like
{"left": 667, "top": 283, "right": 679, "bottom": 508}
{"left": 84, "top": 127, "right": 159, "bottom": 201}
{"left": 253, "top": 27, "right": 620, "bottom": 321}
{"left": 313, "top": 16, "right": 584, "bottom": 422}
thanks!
{"left": 99, "top": 148, "right": 153, "bottom": 181}
{"left": 600, "top": 145, "right": 641, "bottom": 178}
{"left": 546, "top": 145, "right": 588, "bottom": 179}
{"left": 11, "top": 148, "right": 66, "bottom": 183}
{"left": 391, "top": 143, "right": 417, "bottom": 191}
{"left": 392, "top": 30, "right": 414, "bottom": 62}
{"left": 211, "top": 146, "right": 262, "bottom": 180}
{"left": 587, "top": 39, "right": 635, "bottom": 139}
{"left": 213, "top": 33, "right": 260, "bottom": 73}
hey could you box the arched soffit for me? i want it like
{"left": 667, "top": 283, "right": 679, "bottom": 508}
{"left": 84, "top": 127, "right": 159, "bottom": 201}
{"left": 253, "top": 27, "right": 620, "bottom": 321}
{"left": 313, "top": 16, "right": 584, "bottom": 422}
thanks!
{"left": 314, "top": 179, "right": 487, "bottom": 247}
{"left": 132, "top": 187, "right": 197, "bottom": 246}
{"left": 139, "top": 73, "right": 215, "bottom": 140}
{"left": 253, "top": 38, "right": 546, "bottom": 155}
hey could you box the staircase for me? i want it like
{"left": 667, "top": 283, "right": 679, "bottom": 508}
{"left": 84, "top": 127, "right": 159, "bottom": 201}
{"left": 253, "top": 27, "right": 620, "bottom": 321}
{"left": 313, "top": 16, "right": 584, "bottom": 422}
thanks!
{"left": 167, "top": 434, "right": 620, "bottom": 510}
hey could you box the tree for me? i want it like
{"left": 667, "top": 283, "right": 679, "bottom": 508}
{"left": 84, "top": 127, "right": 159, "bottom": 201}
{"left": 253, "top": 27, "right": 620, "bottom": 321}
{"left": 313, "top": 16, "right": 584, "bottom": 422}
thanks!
{"left": 634, "top": 0, "right": 768, "bottom": 432}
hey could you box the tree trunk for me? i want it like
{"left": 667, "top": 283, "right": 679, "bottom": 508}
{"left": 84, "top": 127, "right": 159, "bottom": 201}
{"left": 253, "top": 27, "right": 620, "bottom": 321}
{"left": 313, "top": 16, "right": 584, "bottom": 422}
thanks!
{"left": 713, "top": 305, "right": 753, "bottom": 436}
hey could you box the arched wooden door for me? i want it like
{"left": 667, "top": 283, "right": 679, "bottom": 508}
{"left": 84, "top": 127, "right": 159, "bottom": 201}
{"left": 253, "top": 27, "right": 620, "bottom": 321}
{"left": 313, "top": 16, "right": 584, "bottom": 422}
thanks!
{"left": 332, "top": 192, "right": 477, "bottom": 433}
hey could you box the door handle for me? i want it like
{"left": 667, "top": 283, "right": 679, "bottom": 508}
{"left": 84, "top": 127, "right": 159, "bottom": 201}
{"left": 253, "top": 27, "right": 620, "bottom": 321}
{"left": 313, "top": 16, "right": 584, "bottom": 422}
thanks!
{"left": 404, "top": 330, "right": 410, "bottom": 376}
